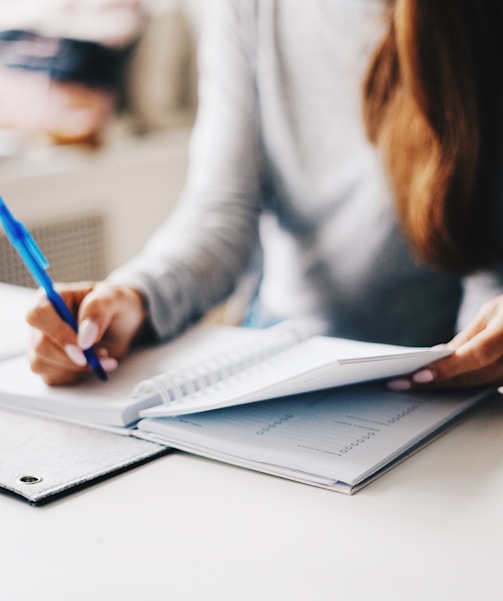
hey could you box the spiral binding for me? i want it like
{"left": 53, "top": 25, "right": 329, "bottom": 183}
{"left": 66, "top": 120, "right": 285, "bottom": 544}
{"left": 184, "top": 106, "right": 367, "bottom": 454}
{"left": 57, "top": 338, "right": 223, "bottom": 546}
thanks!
{"left": 132, "top": 321, "right": 311, "bottom": 405}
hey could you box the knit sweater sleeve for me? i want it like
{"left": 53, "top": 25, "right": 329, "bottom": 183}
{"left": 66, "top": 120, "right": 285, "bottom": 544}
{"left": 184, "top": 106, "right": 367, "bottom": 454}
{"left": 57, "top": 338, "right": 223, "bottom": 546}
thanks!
{"left": 108, "top": 0, "right": 263, "bottom": 340}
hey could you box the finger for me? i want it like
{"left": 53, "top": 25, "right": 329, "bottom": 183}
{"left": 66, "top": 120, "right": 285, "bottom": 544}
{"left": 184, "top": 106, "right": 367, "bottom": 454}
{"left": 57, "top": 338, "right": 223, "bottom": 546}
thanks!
{"left": 26, "top": 293, "right": 76, "bottom": 341}
{"left": 29, "top": 329, "right": 118, "bottom": 384}
{"left": 30, "top": 357, "right": 87, "bottom": 386}
{"left": 403, "top": 330, "right": 503, "bottom": 390}
{"left": 95, "top": 347, "right": 119, "bottom": 372}
{"left": 448, "top": 314, "right": 490, "bottom": 350}
{"left": 30, "top": 326, "right": 85, "bottom": 370}
{"left": 29, "top": 330, "right": 89, "bottom": 385}
{"left": 448, "top": 298, "right": 503, "bottom": 350}
{"left": 428, "top": 300, "right": 503, "bottom": 380}
{"left": 420, "top": 358, "right": 503, "bottom": 389}
{"left": 388, "top": 360, "right": 503, "bottom": 391}
{"left": 26, "top": 283, "right": 95, "bottom": 346}
{"left": 436, "top": 326, "right": 503, "bottom": 383}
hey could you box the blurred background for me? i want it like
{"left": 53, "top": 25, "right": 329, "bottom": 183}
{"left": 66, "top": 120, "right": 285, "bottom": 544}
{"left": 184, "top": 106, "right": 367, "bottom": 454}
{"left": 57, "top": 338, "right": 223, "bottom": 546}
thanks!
{"left": 0, "top": 0, "right": 207, "bottom": 288}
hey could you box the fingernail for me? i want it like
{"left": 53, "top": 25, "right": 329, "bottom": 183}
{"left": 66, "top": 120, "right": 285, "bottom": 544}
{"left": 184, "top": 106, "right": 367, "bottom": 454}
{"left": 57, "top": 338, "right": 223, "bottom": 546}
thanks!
{"left": 99, "top": 357, "right": 118, "bottom": 372}
{"left": 64, "top": 344, "right": 88, "bottom": 367}
{"left": 78, "top": 319, "right": 99, "bottom": 349}
{"left": 412, "top": 369, "right": 435, "bottom": 384}
{"left": 386, "top": 378, "right": 412, "bottom": 391}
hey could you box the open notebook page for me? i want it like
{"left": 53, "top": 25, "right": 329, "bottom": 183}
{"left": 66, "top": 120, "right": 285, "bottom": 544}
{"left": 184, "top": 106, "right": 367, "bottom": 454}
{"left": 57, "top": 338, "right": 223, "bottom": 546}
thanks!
{"left": 0, "top": 325, "right": 263, "bottom": 428}
{"left": 139, "top": 335, "right": 450, "bottom": 417}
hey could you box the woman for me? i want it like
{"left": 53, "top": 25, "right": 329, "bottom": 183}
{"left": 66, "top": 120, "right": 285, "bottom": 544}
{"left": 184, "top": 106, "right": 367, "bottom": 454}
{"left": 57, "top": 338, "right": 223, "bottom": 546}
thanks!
{"left": 27, "top": 0, "right": 503, "bottom": 391}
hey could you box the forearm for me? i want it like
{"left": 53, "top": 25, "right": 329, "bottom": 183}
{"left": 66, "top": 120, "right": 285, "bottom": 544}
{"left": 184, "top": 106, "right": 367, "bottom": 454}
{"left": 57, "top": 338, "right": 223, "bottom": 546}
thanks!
{"left": 107, "top": 195, "right": 262, "bottom": 340}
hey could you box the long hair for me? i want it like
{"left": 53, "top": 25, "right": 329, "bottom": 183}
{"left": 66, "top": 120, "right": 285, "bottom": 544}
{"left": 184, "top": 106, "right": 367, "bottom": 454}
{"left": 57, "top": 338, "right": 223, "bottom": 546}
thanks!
{"left": 363, "top": 0, "right": 503, "bottom": 273}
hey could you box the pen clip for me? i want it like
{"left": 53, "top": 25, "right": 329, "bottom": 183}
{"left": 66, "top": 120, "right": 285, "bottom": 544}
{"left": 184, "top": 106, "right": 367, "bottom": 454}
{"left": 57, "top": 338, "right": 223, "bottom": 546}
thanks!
{"left": 0, "top": 196, "right": 49, "bottom": 270}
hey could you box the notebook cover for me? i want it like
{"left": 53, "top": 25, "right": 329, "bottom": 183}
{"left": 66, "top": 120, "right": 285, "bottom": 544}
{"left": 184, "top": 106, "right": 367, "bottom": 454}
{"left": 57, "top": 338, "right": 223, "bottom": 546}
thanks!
{"left": 0, "top": 408, "right": 169, "bottom": 505}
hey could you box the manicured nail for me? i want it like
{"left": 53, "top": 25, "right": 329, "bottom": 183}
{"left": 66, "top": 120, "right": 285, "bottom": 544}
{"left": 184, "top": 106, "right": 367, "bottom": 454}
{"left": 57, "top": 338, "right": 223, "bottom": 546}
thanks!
{"left": 412, "top": 369, "right": 435, "bottom": 384}
{"left": 387, "top": 378, "right": 412, "bottom": 391}
{"left": 64, "top": 344, "right": 87, "bottom": 367}
{"left": 99, "top": 357, "right": 119, "bottom": 372}
{"left": 78, "top": 319, "right": 99, "bottom": 349}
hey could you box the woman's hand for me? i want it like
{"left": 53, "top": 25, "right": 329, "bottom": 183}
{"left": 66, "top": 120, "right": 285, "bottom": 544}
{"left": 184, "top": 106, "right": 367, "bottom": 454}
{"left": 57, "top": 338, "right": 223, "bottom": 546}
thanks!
{"left": 27, "top": 281, "right": 148, "bottom": 385}
{"left": 388, "top": 295, "right": 503, "bottom": 391}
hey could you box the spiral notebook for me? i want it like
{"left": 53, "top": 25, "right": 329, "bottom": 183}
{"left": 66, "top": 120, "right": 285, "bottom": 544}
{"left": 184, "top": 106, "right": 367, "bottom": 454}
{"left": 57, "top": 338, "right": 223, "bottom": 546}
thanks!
{"left": 0, "top": 321, "right": 450, "bottom": 428}
{"left": 0, "top": 318, "right": 489, "bottom": 497}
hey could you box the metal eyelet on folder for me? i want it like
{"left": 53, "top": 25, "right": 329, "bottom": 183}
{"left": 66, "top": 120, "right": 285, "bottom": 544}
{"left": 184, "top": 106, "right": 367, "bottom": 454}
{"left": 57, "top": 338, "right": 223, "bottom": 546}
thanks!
{"left": 16, "top": 475, "right": 43, "bottom": 485}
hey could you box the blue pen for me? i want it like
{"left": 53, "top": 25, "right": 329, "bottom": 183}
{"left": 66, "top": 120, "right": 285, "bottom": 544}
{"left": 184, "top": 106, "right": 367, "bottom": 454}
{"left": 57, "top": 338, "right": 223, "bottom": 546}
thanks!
{"left": 0, "top": 196, "right": 108, "bottom": 382}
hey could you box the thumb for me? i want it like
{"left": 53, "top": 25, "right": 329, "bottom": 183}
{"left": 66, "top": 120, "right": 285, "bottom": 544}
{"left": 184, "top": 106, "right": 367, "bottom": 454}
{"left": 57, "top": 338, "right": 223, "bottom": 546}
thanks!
{"left": 76, "top": 282, "right": 118, "bottom": 349}
{"left": 76, "top": 318, "right": 101, "bottom": 350}
{"left": 76, "top": 282, "right": 147, "bottom": 358}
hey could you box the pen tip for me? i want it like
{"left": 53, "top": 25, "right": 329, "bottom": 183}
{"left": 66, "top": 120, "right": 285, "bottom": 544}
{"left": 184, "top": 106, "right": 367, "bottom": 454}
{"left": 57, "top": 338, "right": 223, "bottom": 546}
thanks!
{"left": 97, "top": 369, "right": 109, "bottom": 382}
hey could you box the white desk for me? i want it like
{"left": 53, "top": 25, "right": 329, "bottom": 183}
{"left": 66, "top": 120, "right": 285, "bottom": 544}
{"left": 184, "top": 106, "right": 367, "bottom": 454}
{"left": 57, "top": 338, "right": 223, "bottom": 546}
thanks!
{"left": 0, "top": 282, "right": 34, "bottom": 359}
{"left": 1, "top": 285, "right": 502, "bottom": 601}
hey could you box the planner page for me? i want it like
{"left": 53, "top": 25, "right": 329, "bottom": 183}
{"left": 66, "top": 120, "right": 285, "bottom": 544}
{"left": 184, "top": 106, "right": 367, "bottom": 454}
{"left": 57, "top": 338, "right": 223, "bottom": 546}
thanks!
{"left": 137, "top": 383, "right": 488, "bottom": 487}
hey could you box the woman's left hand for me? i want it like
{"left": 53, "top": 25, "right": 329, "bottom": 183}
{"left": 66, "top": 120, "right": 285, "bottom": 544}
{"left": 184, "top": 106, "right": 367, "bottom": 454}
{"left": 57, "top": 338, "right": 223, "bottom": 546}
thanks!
{"left": 388, "top": 295, "right": 503, "bottom": 390}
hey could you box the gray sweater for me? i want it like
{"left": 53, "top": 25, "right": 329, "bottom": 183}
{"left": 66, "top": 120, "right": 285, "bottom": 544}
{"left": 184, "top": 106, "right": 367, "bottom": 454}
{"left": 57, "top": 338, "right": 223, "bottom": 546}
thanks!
{"left": 109, "top": 0, "right": 503, "bottom": 346}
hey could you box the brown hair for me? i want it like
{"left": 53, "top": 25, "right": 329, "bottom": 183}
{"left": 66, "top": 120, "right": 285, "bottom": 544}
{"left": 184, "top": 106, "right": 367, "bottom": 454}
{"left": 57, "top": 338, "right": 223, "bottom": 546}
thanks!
{"left": 363, "top": 0, "right": 503, "bottom": 273}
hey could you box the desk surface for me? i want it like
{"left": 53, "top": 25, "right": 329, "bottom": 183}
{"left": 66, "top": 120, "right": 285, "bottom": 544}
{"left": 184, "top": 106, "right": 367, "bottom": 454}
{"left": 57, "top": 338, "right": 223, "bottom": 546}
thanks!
{"left": 1, "top": 285, "right": 503, "bottom": 601}
{"left": 0, "top": 282, "right": 34, "bottom": 359}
